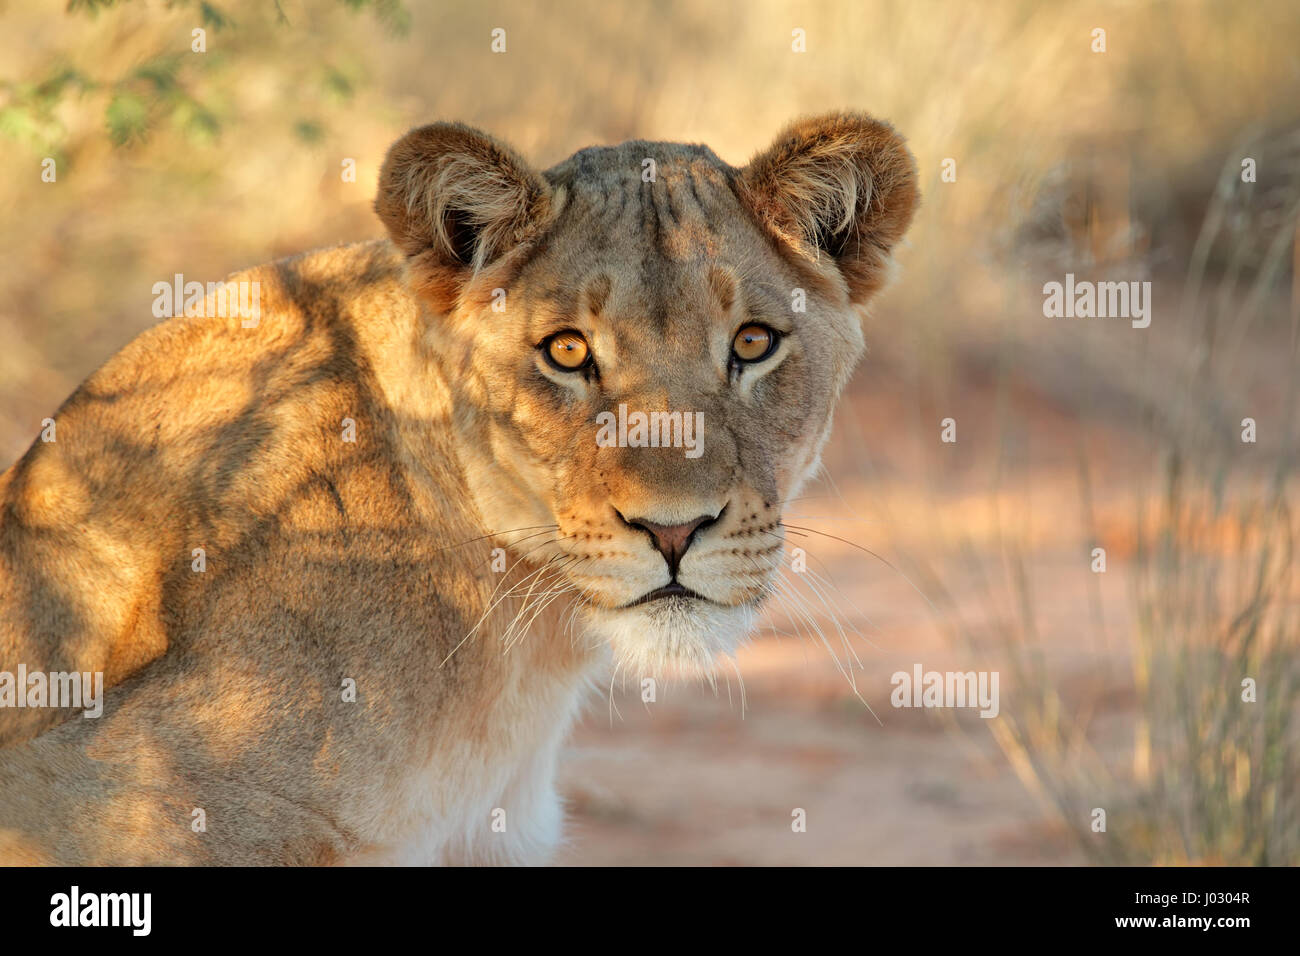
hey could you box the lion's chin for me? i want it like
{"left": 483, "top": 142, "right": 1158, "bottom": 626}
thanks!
{"left": 581, "top": 595, "right": 758, "bottom": 678}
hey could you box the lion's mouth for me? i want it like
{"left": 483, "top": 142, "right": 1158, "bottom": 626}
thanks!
{"left": 624, "top": 582, "right": 709, "bottom": 608}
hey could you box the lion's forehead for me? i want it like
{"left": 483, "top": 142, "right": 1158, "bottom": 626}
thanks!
{"left": 516, "top": 159, "right": 792, "bottom": 350}
{"left": 540, "top": 142, "right": 771, "bottom": 267}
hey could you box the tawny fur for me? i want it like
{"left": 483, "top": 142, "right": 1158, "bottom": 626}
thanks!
{"left": 0, "top": 113, "right": 917, "bottom": 865}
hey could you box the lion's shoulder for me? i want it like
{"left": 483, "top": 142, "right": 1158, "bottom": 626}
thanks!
{"left": 0, "top": 239, "right": 427, "bottom": 745}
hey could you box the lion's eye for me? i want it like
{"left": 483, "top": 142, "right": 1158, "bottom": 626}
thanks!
{"left": 731, "top": 324, "right": 778, "bottom": 363}
{"left": 543, "top": 331, "right": 591, "bottom": 371}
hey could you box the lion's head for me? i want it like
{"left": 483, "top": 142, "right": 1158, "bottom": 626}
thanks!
{"left": 375, "top": 114, "right": 918, "bottom": 676}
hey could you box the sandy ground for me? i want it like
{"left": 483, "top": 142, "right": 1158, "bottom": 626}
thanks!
{"left": 557, "top": 641, "right": 1087, "bottom": 866}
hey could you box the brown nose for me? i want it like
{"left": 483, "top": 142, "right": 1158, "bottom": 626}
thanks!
{"left": 625, "top": 514, "right": 717, "bottom": 576}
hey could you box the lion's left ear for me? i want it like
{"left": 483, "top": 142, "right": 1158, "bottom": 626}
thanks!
{"left": 736, "top": 112, "right": 919, "bottom": 304}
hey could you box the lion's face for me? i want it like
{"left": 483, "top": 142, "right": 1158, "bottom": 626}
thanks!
{"left": 376, "top": 116, "right": 918, "bottom": 674}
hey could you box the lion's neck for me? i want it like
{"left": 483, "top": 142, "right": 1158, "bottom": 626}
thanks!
{"left": 341, "top": 257, "right": 602, "bottom": 863}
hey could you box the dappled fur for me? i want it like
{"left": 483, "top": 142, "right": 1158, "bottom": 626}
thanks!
{"left": 0, "top": 113, "right": 917, "bottom": 864}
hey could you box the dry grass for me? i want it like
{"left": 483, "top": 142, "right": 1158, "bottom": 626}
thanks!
{"left": 930, "top": 154, "right": 1300, "bottom": 864}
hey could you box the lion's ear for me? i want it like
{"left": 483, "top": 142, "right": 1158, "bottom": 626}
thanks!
{"left": 375, "top": 122, "right": 552, "bottom": 312}
{"left": 737, "top": 112, "right": 919, "bottom": 304}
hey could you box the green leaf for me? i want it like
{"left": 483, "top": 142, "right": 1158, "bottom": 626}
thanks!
{"left": 323, "top": 67, "right": 355, "bottom": 103}
{"left": 133, "top": 59, "right": 181, "bottom": 94}
{"left": 293, "top": 119, "right": 324, "bottom": 144}
{"left": 0, "top": 106, "right": 38, "bottom": 145}
{"left": 180, "top": 103, "right": 221, "bottom": 144}
{"left": 66, "top": 0, "right": 126, "bottom": 17}
{"left": 198, "top": 2, "right": 232, "bottom": 31}
{"left": 105, "top": 91, "right": 150, "bottom": 146}
{"left": 339, "top": 0, "right": 410, "bottom": 38}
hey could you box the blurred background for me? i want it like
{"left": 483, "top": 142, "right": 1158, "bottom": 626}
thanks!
{"left": 1, "top": 0, "right": 1297, "bottom": 864}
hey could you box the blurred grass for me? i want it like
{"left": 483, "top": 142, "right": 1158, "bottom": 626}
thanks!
{"left": 917, "top": 128, "right": 1300, "bottom": 863}
{"left": 1, "top": 0, "right": 1298, "bottom": 863}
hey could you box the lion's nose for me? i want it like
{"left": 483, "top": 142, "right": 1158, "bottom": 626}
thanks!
{"left": 623, "top": 513, "right": 718, "bottom": 576}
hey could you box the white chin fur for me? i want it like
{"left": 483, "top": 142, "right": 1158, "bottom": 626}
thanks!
{"left": 581, "top": 596, "right": 757, "bottom": 678}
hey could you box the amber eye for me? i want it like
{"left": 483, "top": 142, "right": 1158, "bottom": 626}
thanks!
{"left": 731, "top": 324, "right": 778, "bottom": 363}
{"left": 544, "top": 331, "right": 591, "bottom": 371}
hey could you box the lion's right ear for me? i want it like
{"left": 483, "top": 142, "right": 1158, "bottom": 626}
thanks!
{"left": 375, "top": 122, "right": 553, "bottom": 312}
{"left": 737, "top": 113, "right": 919, "bottom": 306}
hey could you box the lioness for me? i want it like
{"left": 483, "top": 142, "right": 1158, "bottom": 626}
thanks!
{"left": 0, "top": 113, "right": 917, "bottom": 864}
